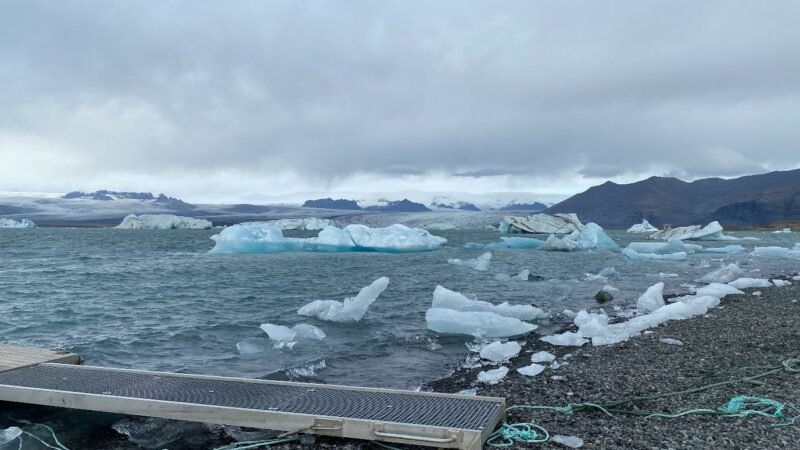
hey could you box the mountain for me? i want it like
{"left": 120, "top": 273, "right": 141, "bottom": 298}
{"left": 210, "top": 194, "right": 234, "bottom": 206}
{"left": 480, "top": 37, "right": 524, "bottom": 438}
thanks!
{"left": 302, "top": 198, "right": 362, "bottom": 210}
{"left": 364, "top": 199, "right": 431, "bottom": 212}
{"left": 547, "top": 169, "right": 800, "bottom": 227}
{"left": 498, "top": 202, "right": 547, "bottom": 212}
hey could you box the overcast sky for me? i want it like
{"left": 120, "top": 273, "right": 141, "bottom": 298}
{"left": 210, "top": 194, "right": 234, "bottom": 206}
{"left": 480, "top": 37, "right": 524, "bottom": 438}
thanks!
{"left": 1, "top": 1, "right": 799, "bottom": 202}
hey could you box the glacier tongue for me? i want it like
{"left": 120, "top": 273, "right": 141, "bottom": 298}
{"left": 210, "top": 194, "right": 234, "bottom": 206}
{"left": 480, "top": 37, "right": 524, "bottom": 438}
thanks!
{"left": 297, "top": 277, "right": 389, "bottom": 323}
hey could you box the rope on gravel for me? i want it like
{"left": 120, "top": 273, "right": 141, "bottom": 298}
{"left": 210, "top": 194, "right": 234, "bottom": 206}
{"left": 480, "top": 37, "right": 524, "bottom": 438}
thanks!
{"left": 4, "top": 418, "right": 72, "bottom": 450}
{"left": 486, "top": 422, "right": 549, "bottom": 448}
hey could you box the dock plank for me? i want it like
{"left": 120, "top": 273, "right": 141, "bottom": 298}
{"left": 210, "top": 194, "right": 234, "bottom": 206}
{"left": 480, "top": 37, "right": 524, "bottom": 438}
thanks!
{"left": 0, "top": 343, "right": 81, "bottom": 372}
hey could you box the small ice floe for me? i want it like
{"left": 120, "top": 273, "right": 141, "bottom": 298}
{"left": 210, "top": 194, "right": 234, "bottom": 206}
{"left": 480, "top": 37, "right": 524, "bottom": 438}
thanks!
{"left": 753, "top": 291, "right": 762, "bottom": 297}
{"left": 430, "top": 286, "right": 545, "bottom": 320}
{"left": 752, "top": 245, "right": 800, "bottom": 258}
{"left": 479, "top": 341, "right": 522, "bottom": 363}
{"left": 298, "top": 277, "right": 389, "bottom": 322}
{"left": 623, "top": 248, "right": 687, "bottom": 261}
{"left": 636, "top": 282, "right": 665, "bottom": 312}
{"left": 773, "top": 228, "right": 792, "bottom": 234}
{"left": 0, "top": 218, "right": 36, "bottom": 228}
{"left": 698, "top": 263, "right": 744, "bottom": 284}
{"left": 494, "top": 269, "right": 531, "bottom": 282}
{"left": 456, "top": 388, "right": 477, "bottom": 396}
{"left": 260, "top": 323, "right": 326, "bottom": 349}
{"left": 658, "top": 272, "right": 679, "bottom": 278}
{"left": 626, "top": 219, "right": 658, "bottom": 234}
{"left": 659, "top": 338, "right": 683, "bottom": 346}
{"left": 541, "top": 331, "right": 588, "bottom": 347}
{"left": 692, "top": 283, "right": 743, "bottom": 298}
{"left": 584, "top": 267, "right": 616, "bottom": 282}
{"left": 465, "top": 236, "right": 545, "bottom": 250}
{"left": 550, "top": 375, "right": 566, "bottom": 381}
{"left": 602, "top": 284, "right": 620, "bottom": 293}
{"left": 551, "top": 434, "right": 585, "bottom": 448}
{"left": 448, "top": 252, "right": 492, "bottom": 271}
{"left": 727, "top": 278, "right": 773, "bottom": 289}
{"left": 773, "top": 279, "right": 792, "bottom": 287}
{"left": 531, "top": 351, "right": 556, "bottom": 363}
{"left": 517, "top": 363, "right": 546, "bottom": 377}
{"left": 701, "top": 245, "right": 745, "bottom": 254}
{"left": 477, "top": 367, "right": 508, "bottom": 384}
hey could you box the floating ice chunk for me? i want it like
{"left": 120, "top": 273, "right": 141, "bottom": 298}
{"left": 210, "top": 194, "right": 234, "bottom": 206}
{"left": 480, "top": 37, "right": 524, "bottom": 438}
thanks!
{"left": 262, "top": 217, "right": 334, "bottom": 230}
{"left": 210, "top": 223, "right": 446, "bottom": 254}
{"left": 752, "top": 246, "right": 800, "bottom": 258}
{"left": 541, "top": 331, "right": 588, "bottom": 346}
{"left": 701, "top": 245, "right": 745, "bottom": 254}
{"left": 727, "top": 278, "right": 773, "bottom": 289}
{"left": 773, "top": 228, "right": 792, "bottom": 234}
{"left": 623, "top": 248, "right": 687, "bottom": 261}
{"left": 292, "top": 323, "right": 328, "bottom": 339}
{"left": 627, "top": 239, "right": 702, "bottom": 254}
{"left": 584, "top": 267, "right": 616, "bottom": 282}
{"left": 448, "top": 252, "right": 492, "bottom": 271}
{"left": 693, "top": 283, "right": 743, "bottom": 298}
{"left": 499, "top": 213, "right": 584, "bottom": 234}
{"left": 260, "top": 323, "right": 297, "bottom": 343}
{"left": 517, "top": 363, "right": 546, "bottom": 377}
{"left": 698, "top": 263, "right": 744, "bottom": 284}
{"left": 576, "top": 223, "right": 619, "bottom": 250}
{"left": 659, "top": 338, "right": 683, "bottom": 346}
{"left": 627, "top": 220, "right": 658, "bottom": 234}
{"left": 477, "top": 367, "right": 509, "bottom": 384}
{"left": 773, "top": 279, "right": 792, "bottom": 287}
{"left": 531, "top": 351, "right": 556, "bottom": 363}
{"left": 793, "top": 274, "right": 800, "bottom": 281}
{"left": 647, "top": 221, "right": 736, "bottom": 241}
{"left": 465, "top": 237, "right": 545, "bottom": 249}
{"left": 479, "top": 341, "right": 522, "bottom": 362}
{"left": 494, "top": 270, "right": 531, "bottom": 282}
{"left": 431, "top": 286, "right": 545, "bottom": 320}
{"left": 543, "top": 234, "right": 578, "bottom": 251}
{"left": 551, "top": 434, "right": 584, "bottom": 448}
{"left": 0, "top": 218, "right": 36, "bottom": 228}
{"left": 117, "top": 214, "right": 212, "bottom": 229}
{"left": 0, "top": 427, "right": 22, "bottom": 444}
{"left": 298, "top": 277, "right": 389, "bottom": 322}
{"left": 259, "top": 323, "right": 326, "bottom": 348}
{"left": 637, "top": 282, "right": 664, "bottom": 312}
{"left": 426, "top": 308, "right": 537, "bottom": 338}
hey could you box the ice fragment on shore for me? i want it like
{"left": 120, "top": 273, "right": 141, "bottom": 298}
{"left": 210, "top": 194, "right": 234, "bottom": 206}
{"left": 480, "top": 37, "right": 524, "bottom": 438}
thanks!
{"left": 541, "top": 331, "right": 588, "bottom": 346}
{"left": 727, "top": 278, "right": 773, "bottom": 289}
{"left": 698, "top": 263, "right": 744, "bottom": 284}
{"left": 659, "top": 338, "right": 683, "bottom": 346}
{"left": 693, "top": 283, "right": 743, "bottom": 298}
{"left": 431, "top": 286, "right": 545, "bottom": 320}
{"left": 448, "top": 252, "right": 492, "bottom": 271}
{"left": 637, "top": 282, "right": 665, "bottom": 312}
{"left": 479, "top": 341, "right": 522, "bottom": 362}
{"left": 773, "top": 279, "right": 792, "bottom": 287}
{"left": 298, "top": 277, "right": 389, "bottom": 322}
{"left": 551, "top": 434, "right": 584, "bottom": 448}
{"left": 626, "top": 220, "right": 658, "bottom": 234}
{"left": 426, "top": 308, "right": 537, "bottom": 338}
{"left": 531, "top": 351, "right": 556, "bottom": 363}
{"left": 457, "top": 388, "right": 477, "bottom": 396}
{"left": 753, "top": 291, "right": 762, "bottom": 296}
{"left": 477, "top": 367, "right": 508, "bottom": 384}
{"left": 517, "top": 363, "right": 546, "bottom": 377}
{"left": 0, "top": 427, "right": 22, "bottom": 444}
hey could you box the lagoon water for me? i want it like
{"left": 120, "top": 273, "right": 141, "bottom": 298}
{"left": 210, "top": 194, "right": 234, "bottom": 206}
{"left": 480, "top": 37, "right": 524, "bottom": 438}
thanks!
{"left": 1, "top": 227, "right": 798, "bottom": 393}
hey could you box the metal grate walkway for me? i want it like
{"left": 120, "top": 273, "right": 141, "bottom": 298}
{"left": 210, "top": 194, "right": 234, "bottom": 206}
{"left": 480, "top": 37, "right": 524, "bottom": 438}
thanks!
{"left": 0, "top": 364, "right": 505, "bottom": 449}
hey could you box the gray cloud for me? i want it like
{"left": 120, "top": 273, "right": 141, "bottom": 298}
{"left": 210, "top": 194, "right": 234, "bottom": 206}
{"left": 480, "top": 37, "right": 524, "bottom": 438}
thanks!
{"left": 1, "top": 1, "right": 799, "bottom": 199}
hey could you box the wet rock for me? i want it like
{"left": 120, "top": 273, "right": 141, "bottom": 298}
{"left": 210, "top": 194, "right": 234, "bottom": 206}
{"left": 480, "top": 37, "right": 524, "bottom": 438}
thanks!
{"left": 595, "top": 290, "right": 614, "bottom": 304}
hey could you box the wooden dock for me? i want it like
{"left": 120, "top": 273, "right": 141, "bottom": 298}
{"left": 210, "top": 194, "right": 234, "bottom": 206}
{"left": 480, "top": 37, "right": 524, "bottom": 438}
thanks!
{"left": 0, "top": 343, "right": 505, "bottom": 450}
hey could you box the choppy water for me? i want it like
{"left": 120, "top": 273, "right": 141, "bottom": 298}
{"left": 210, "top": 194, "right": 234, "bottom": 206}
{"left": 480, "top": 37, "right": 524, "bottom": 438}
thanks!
{"left": 1, "top": 227, "right": 798, "bottom": 393}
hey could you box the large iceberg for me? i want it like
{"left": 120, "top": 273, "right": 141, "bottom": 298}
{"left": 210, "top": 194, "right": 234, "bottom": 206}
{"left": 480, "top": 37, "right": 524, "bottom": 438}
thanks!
{"left": 542, "top": 223, "right": 618, "bottom": 252}
{"left": 431, "top": 285, "right": 545, "bottom": 320}
{"left": 425, "top": 308, "right": 537, "bottom": 338}
{"left": 0, "top": 218, "right": 36, "bottom": 228}
{"left": 209, "top": 223, "right": 446, "bottom": 254}
{"left": 117, "top": 214, "right": 212, "bottom": 230}
{"left": 647, "top": 221, "right": 736, "bottom": 241}
{"left": 262, "top": 217, "right": 334, "bottom": 230}
{"left": 499, "top": 213, "right": 584, "bottom": 234}
{"left": 297, "top": 277, "right": 389, "bottom": 322}
{"left": 447, "top": 252, "right": 492, "bottom": 271}
{"left": 626, "top": 219, "right": 658, "bottom": 234}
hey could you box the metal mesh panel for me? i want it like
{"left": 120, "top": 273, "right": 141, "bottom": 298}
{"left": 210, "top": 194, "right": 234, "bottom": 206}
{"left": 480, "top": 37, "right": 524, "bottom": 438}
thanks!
{"left": 0, "top": 364, "right": 501, "bottom": 430}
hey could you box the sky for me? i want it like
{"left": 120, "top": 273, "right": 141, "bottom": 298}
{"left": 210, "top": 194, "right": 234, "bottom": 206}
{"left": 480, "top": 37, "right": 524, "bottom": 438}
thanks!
{"left": 1, "top": 1, "right": 799, "bottom": 203}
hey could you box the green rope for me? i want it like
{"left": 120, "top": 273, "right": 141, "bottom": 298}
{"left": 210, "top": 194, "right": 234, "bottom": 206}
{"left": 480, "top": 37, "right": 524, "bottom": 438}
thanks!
{"left": 486, "top": 422, "right": 549, "bottom": 448}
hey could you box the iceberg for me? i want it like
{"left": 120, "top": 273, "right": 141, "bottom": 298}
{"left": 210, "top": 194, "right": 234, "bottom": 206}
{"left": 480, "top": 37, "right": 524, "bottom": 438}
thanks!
{"left": 117, "top": 214, "right": 212, "bottom": 229}
{"left": 773, "top": 279, "right": 792, "bottom": 287}
{"left": 431, "top": 285, "right": 545, "bottom": 320}
{"left": 626, "top": 239, "right": 702, "bottom": 254}
{"left": 499, "top": 213, "right": 584, "bottom": 234}
{"left": 647, "top": 221, "right": 737, "bottom": 241}
{"left": 752, "top": 245, "right": 800, "bottom": 258}
{"left": 0, "top": 218, "right": 36, "bottom": 228}
{"left": 517, "top": 363, "right": 546, "bottom": 377}
{"left": 727, "top": 278, "right": 773, "bottom": 289}
{"left": 772, "top": 228, "right": 792, "bottom": 234}
{"left": 260, "top": 323, "right": 326, "bottom": 348}
{"left": 626, "top": 219, "right": 658, "bottom": 234}
{"left": 542, "top": 223, "right": 618, "bottom": 252}
{"left": 541, "top": 331, "right": 588, "bottom": 346}
{"left": 494, "top": 269, "right": 531, "bottom": 282}
{"left": 477, "top": 366, "right": 508, "bottom": 384}
{"left": 479, "top": 341, "right": 522, "bottom": 362}
{"left": 693, "top": 283, "right": 743, "bottom": 298}
{"left": 447, "top": 252, "right": 492, "bottom": 271}
{"left": 622, "top": 248, "right": 687, "bottom": 261}
{"left": 297, "top": 277, "right": 389, "bottom": 322}
{"left": 700, "top": 245, "right": 745, "bottom": 254}
{"left": 698, "top": 264, "right": 744, "bottom": 284}
{"left": 531, "top": 351, "right": 556, "bottom": 363}
{"left": 262, "top": 217, "right": 334, "bottom": 230}
{"left": 636, "top": 282, "right": 664, "bottom": 312}
{"left": 425, "top": 308, "right": 537, "bottom": 338}
{"left": 464, "top": 237, "right": 545, "bottom": 249}
{"left": 209, "top": 223, "right": 446, "bottom": 254}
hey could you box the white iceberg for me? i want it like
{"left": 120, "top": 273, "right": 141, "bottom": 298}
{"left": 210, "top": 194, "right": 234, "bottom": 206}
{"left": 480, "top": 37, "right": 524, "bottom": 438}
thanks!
{"left": 727, "top": 278, "right": 773, "bottom": 289}
{"left": 531, "top": 351, "right": 556, "bottom": 363}
{"left": 542, "top": 223, "right": 618, "bottom": 252}
{"left": 117, "top": 214, "right": 212, "bottom": 229}
{"left": 425, "top": 308, "right": 537, "bottom": 338}
{"left": 772, "top": 228, "right": 792, "bottom": 234}
{"left": 465, "top": 237, "right": 545, "bottom": 249}
{"left": 209, "top": 223, "right": 446, "bottom": 254}
{"left": 622, "top": 248, "right": 687, "bottom": 261}
{"left": 626, "top": 219, "right": 658, "bottom": 234}
{"left": 448, "top": 252, "right": 492, "bottom": 271}
{"left": 262, "top": 217, "right": 334, "bottom": 230}
{"left": 477, "top": 366, "right": 508, "bottom": 384}
{"left": 636, "top": 282, "right": 664, "bottom": 312}
{"left": 752, "top": 245, "right": 800, "bottom": 258}
{"left": 698, "top": 264, "right": 744, "bottom": 284}
{"left": 647, "top": 221, "right": 736, "bottom": 241}
{"left": 499, "top": 213, "right": 584, "bottom": 234}
{"left": 541, "top": 331, "right": 588, "bottom": 346}
{"left": 479, "top": 341, "right": 522, "bottom": 362}
{"left": 693, "top": 283, "right": 743, "bottom": 298}
{"left": 0, "top": 218, "right": 36, "bottom": 228}
{"left": 431, "top": 285, "right": 545, "bottom": 320}
{"left": 626, "top": 239, "right": 702, "bottom": 254}
{"left": 773, "top": 279, "right": 792, "bottom": 287}
{"left": 260, "top": 323, "right": 326, "bottom": 348}
{"left": 297, "top": 277, "right": 389, "bottom": 322}
{"left": 517, "top": 363, "right": 546, "bottom": 377}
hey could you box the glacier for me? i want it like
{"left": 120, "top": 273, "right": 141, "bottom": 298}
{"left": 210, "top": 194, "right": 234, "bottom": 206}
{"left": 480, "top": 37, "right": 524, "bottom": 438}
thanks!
{"left": 425, "top": 308, "right": 537, "bottom": 338}
{"left": 117, "top": 214, "right": 213, "bottom": 230}
{"left": 498, "top": 213, "right": 584, "bottom": 234}
{"left": 297, "top": 277, "right": 389, "bottom": 322}
{"left": 626, "top": 219, "right": 658, "bottom": 234}
{"left": 262, "top": 217, "right": 334, "bottom": 230}
{"left": 209, "top": 223, "right": 446, "bottom": 254}
{"left": 431, "top": 285, "right": 545, "bottom": 320}
{"left": 0, "top": 218, "right": 36, "bottom": 228}
{"left": 447, "top": 252, "right": 492, "bottom": 271}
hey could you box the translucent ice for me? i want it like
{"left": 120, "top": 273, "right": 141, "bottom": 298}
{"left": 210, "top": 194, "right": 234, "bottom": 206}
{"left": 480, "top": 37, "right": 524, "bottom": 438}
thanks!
{"left": 431, "top": 285, "right": 545, "bottom": 320}
{"left": 298, "top": 277, "right": 389, "bottom": 322}
{"left": 551, "top": 435, "right": 584, "bottom": 448}
{"left": 425, "top": 308, "right": 537, "bottom": 338}
{"left": 622, "top": 248, "right": 687, "bottom": 261}
{"left": 637, "top": 282, "right": 665, "bottom": 312}
{"left": 465, "top": 237, "right": 545, "bottom": 249}
{"left": 540, "top": 331, "right": 588, "bottom": 346}
{"left": 752, "top": 246, "right": 800, "bottom": 258}
{"left": 494, "top": 269, "right": 531, "bottom": 282}
{"left": 693, "top": 283, "right": 743, "bottom": 298}
{"left": 698, "top": 264, "right": 744, "bottom": 284}
{"left": 0, "top": 427, "right": 22, "bottom": 445}
{"left": 260, "top": 323, "right": 326, "bottom": 348}
{"left": 477, "top": 366, "right": 509, "bottom": 384}
{"left": 0, "top": 218, "right": 36, "bottom": 228}
{"left": 531, "top": 351, "right": 556, "bottom": 363}
{"left": 517, "top": 363, "right": 546, "bottom": 377}
{"left": 448, "top": 252, "right": 492, "bottom": 271}
{"left": 479, "top": 341, "right": 522, "bottom": 362}
{"left": 772, "top": 279, "right": 791, "bottom": 287}
{"left": 117, "top": 214, "right": 212, "bottom": 229}
{"left": 727, "top": 278, "right": 773, "bottom": 289}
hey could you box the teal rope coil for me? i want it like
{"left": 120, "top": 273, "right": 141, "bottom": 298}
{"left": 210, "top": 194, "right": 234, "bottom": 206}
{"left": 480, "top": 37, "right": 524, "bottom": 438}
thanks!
{"left": 486, "top": 422, "right": 549, "bottom": 448}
